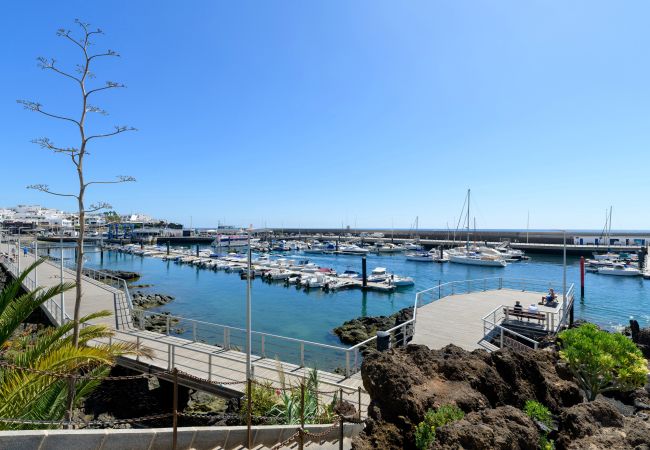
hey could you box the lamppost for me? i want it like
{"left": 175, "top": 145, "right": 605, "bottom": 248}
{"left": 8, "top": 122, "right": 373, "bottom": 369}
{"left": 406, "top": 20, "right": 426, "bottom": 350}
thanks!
{"left": 17, "top": 226, "right": 32, "bottom": 275}
{"left": 60, "top": 235, "right": 65, "bottom": 324}
{"left": 560, "top": 230, "right": 566, "bottom": 297}
{"left": 246, "top": 224, "right": 253, "bottom": 381}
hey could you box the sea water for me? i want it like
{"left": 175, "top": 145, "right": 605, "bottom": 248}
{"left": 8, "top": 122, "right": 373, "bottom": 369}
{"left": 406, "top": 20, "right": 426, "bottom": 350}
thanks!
{"left": 74, "top": 247, "right": 650, "bottom": 346}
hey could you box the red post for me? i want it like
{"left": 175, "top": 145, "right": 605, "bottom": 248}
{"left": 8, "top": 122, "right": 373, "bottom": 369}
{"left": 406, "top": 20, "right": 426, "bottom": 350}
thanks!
{"left": 580, "top": 256, "right": 585, "bottom": 297}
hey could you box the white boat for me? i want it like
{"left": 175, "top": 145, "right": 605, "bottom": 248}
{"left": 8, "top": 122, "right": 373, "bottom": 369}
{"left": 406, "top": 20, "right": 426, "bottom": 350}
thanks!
{"left": 301, "top": 273, "right": 327, "bottom": 288}
{"left": 593, "top": 252, "right": 620, "bottom": 261}
{"left": 405, "top": 252, "right": 434, "bottom": 262}
{"left": 368, "top": 267, "right": 389, "bottom": 282}
{"left": 339, "top": 244, "right": 370, "bottom": 255}
{"left": 597, "top": 264, "right": 640, "bottom": 276}
{"left": 448, "top": 189, "right": 507, "bottom": 268}
{"left": 391, "top": 276, "right": 415, "bottom": 287}
{"left": 267, "top": 270, "right": 292, "bottom": 280}
{"left": 374, "top": 243, "right": 404, "bottom": 254}
{"left": 449, "top": 251, "right": 507, "bottom": 267}
{"left": 339, "top": 269, "right": 360, "bottom": 279}
{"left": 404, "top": 242, "right": 424, "bottom": 251}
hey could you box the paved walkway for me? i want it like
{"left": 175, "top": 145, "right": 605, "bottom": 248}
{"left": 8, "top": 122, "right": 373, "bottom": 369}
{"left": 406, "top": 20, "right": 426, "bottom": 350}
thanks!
{"left": 0, "top": 242, "right": 369, "bottom": 415}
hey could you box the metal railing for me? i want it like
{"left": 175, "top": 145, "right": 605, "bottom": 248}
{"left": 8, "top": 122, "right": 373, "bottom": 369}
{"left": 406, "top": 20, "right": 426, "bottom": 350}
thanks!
{"left": 0, "top": 238, "right": 130, "bottom": 329}
{"left": 132, "top": 309, "right": 362, "bottom": 375}
{"left": 478, "top": 279, "right": 575, "bottom": 350}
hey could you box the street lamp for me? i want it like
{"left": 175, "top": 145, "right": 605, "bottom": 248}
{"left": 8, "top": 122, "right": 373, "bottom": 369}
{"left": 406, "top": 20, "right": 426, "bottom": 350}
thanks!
{"left": 563, "top": 230, "right": 567, "bottom": 305}
{"left": 246, "top": 224, "right": 253, "bottom": 381}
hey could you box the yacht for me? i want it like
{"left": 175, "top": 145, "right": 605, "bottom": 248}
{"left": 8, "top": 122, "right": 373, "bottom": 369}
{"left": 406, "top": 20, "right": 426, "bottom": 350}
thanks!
{"left": 405, "top": 252, "right": 434, "bottom": 262}
{"left": 448, "top": 189, "right": 507, "bottom": 268}
{"left": 368, "top": 267, "right": 389, "bottom": 282}
{"left": 339, "top": 244, "right": 370, "bottom": 255}
{"left": 374, "top": 243, "right": 404, "bottom": 254}
{"left": 449, "top": 248, "right": 507, "bottom": 267}
{"left": 597, "top": 263, "right": 641, "bottom": 276}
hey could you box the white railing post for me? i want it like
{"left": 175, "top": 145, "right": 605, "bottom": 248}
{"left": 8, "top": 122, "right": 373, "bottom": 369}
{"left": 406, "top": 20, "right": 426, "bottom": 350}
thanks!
{"left": 300, "top": 342, "right": 305, "bottom": 367}
{"left": 208, "top": 353, "right": 213, "bottom": 381}
{"left": 261, "top": 335, "right": 265, "bottom": 357}
{"left": 354, "top": 347, "right": 359, "bottom": 372}
{"left": 192, "top": 322, "right": 197, "bottom": 342}
{"left": 136, "top": 336, "right": 141, "bottom": 362}
{"left": 345, "top": 351, "right": 350, "bottom": 377}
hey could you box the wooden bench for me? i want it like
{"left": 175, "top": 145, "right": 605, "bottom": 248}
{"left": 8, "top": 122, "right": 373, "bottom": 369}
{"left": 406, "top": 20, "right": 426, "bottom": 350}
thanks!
{"left": 504, "top": 307, "right": 546, "bottom": 324}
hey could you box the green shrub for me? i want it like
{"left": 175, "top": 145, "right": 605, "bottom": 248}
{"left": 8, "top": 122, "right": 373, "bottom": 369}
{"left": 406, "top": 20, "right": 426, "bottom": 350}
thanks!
{"left": 240, "top": 380, "right": 279, "bottom": 423}
{"left": 269, "top": 368, "right": 337, "bottom": 424}
{"left": 558, "top": 324, "right": 648, "bottom": 400}
{"left": 524, "top": 400, "right": 552, "bottom": 427}
{"left": 414, "top": 405, "right": 465, "bottom": 449}
{"left": 524, "top": 400, "right": 555, "bottom": 449}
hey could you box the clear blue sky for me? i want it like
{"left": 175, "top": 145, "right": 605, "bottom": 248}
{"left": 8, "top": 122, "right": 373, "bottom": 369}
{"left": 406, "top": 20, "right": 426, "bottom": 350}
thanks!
{"left": 2, "top": 1, "right": 649, "bottom": 229}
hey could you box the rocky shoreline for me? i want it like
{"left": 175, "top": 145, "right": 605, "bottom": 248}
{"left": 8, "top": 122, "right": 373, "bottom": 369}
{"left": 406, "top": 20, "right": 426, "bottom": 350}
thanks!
{"left": 352, "top": 337, "right": 650, "bottom": 449}
{"left": 131, "top": 291, "right": 175, "bottom": 309}
{"left": 333, "top": 307, "right": 413, "bottom": 345}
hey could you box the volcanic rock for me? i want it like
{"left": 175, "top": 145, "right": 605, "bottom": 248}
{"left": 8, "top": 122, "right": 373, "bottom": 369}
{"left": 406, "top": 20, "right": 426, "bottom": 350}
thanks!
{"left": 434, "top": 406, "right": 540, "bottom": 450}
{"left": 555, "top": 400, "right": 650, "bottom": 449}
{"left": 353, "top": 344, "right": 582, "bottom": 449}
{"left": 334, "top": 307, "right": 413, "bottom": 345}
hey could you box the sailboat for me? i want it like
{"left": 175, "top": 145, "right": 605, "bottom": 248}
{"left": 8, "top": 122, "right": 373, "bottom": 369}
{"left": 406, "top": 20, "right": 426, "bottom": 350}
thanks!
{"left": 448, "top": 189, "right": 507, "bottom": 267}
{"left": 404, "top": 216, "right": 424, "bottom": 251}
{"left": 593, "top": 207, "right": 618, "bottom": 261}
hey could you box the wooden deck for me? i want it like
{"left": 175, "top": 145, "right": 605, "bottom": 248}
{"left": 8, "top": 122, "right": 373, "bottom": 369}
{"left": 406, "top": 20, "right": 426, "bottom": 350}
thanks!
{"left": 0, "top": 242, "right": 369, "bottom": 415}
{"left": 411, "top": 289, "right": 562, "bottom": 351}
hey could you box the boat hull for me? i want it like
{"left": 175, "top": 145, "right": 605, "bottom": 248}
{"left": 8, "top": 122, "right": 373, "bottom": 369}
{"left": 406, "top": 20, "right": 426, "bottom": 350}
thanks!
{"left": 449, "top": 255, "right": 507, "bottom": 267}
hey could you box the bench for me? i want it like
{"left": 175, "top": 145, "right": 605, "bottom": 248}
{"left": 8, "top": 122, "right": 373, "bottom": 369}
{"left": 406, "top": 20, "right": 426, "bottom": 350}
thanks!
{"left": 504, "top": 307, "right": 546, "bottom": 324}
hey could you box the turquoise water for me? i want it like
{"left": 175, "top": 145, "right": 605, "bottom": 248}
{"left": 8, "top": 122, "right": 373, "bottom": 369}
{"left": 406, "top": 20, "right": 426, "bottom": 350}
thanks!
{"left": 58, "top": 246, "right": 650, "bottom": 346}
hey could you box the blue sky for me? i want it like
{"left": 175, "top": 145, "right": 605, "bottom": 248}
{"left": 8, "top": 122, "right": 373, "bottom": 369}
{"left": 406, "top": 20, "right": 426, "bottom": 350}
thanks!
{"left": 1, "top": 1, "right": 649, "bottom": 229}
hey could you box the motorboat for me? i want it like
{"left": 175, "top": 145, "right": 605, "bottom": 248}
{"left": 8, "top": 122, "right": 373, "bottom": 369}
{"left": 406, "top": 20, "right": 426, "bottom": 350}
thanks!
{"left": 374, "top": 243, "right": 404, "bottom": 254}
{"left": 405, "top": 252, "right": 433, "bottom": 262}
{"left": 593, "top": 252, "right": 621, "bottom": 261}
{"left": 368, "top": 267, "right": 389, "bottom": 282}
{"left": 339, "top": 244, "right": 370, "bottom": 255}
{"left": 339, "top": 269, "right": 360, "bottom": 279}
{"left": 301, "top": 273, "right": 327, "bottom": 289}
{"left": 403, "top": 242, "right": 424, "bottom": 251}
{"left": 266, "top": 270, "right": 292, "bottom": 280}
{"left": 391, "top": 276, "right": 415, "bottom": 287}
{"left": 597, "top": 264, "right": 641, "bottom": 276}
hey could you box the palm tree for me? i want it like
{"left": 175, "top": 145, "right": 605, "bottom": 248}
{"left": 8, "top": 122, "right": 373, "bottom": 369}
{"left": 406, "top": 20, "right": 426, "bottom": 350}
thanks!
{"left": 0, "top": 260, "right": 147, "bottom": 429}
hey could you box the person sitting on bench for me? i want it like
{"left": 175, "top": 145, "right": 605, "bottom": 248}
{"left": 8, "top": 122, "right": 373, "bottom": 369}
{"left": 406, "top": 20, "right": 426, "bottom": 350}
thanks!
{"left": 541, "top": 288, "right": 556, "bottom": 304}
{"left": 513, "top": 301, "right": 523, "bottom": 313}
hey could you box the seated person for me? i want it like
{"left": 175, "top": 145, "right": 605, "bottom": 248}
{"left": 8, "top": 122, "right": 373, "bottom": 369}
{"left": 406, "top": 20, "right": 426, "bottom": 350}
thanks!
{"left": 541, "top": 288, "right": 557, "bottom": 304}
{"left": 528, "top": 304, "right": 539, "bottom": 313}
{"left": 513, "top": 301, "right": 523, "bottom": 313}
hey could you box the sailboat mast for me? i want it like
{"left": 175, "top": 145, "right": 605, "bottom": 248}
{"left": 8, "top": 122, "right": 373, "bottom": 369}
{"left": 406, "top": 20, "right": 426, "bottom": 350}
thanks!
{"left": 466, "top": 189, "right": 471, "bottom": 250}
{"left": 607, "top": 206, "right": 613, "bottom": 250}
